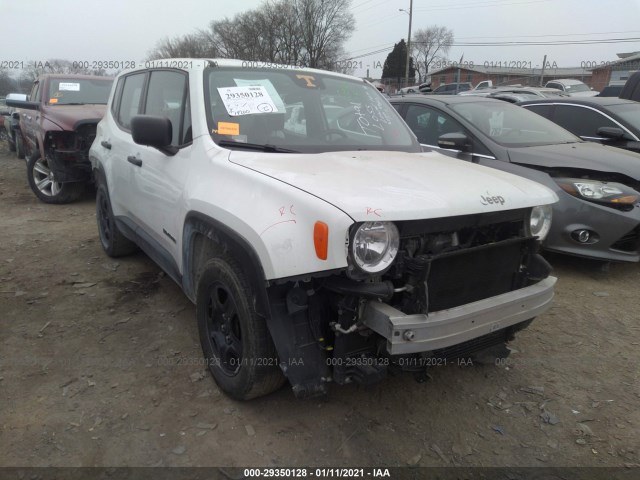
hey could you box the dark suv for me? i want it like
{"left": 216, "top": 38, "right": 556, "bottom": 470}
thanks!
{"left": 619, "top": 71, "right": 640, "bottom": 102}
{"left": 7, "top": 74, "right": 113, "bottom": 203}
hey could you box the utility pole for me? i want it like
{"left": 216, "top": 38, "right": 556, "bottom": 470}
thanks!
{"left": 400, "top": 0, "right": 413, "bottom": 88}
{"left": 540, "top": 54, "right": 547, "bottom": 86}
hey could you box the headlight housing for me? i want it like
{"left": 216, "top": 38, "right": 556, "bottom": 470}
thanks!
{"left": 529, "top": 205, "right": 552, "bottom": 241}
{"left": 555, "top": 178, "right": 640, "bottom": 211}
{"left": 349, "top": 221, "right": 400, "bottom": 275}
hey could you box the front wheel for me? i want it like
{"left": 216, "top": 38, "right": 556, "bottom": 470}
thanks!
{"left": 196, "top": 256, "right": 285, "bottom": 400}
{"left": 27, "top": 152, "right": 84, "bottom": 204}
{"left": 16, "top": 134, "right": 25, "bottom": 159}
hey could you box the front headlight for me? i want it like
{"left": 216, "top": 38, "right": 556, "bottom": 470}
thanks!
{"left": 350, "top": 221, "right": 400, "bottom": 274}
{"left": 555, "top": 178, "right": 639, "bottom": 211}
{"left": 529, "top": 205, "right": 552, "bottom": 241}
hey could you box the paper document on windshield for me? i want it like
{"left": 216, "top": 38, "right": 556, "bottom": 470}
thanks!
{"left": 218, "top": 86, "right": 279, "bottom": 116}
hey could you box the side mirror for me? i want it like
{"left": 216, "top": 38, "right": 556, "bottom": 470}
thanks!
{"left": 5, "top": 99, "right": 40, "bottom": 110}
{"left": 597, "top": 126, "right": 625, "bottom": 140}
{"left": 131, "top": 115, "right": 177, "bottom": 155}
{"left": 438, "top": 132, "right": 469, "bottom": 151}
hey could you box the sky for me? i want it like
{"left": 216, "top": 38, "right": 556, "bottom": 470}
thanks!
{"left": 4, "top": 0, "right": 640, "bottom": 80}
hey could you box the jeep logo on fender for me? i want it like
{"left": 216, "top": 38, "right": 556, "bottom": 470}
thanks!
{"left": 480, "top": 193, "right": 506, "bottom": 206}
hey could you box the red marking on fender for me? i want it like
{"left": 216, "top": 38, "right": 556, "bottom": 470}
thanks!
{"left": 366, "top": 207, "right": 382, "bottom": 217}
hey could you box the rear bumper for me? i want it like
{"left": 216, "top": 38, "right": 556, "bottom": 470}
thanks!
{"left": 362, "top": 276, "right": 556, "bottom": 355}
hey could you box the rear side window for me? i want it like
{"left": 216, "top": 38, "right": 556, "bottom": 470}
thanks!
{"left": 116, "top": 73, "right": 146, "bottom": 130}
{"left": 111, "top": 78, "right": 124, "bottom": 116}
{"left": 144, "top": 70, "right": 190, "bottom": 146}
{"left": 553, "top": 105, "right": 618, "bottom": 138}
{"left": 523, "top": 104, "right": 553, "bottom": 119}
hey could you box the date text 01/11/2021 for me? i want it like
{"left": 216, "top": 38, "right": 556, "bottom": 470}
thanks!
{"left": 243, "top": 468, "right": 391, "bottom": 478}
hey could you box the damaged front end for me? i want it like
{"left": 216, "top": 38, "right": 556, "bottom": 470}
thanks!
{"left": 43, "top": 121, "right": 98, "bottom": 183}
{"left": 267, "top": 208, "right": 556, "bottom": 398}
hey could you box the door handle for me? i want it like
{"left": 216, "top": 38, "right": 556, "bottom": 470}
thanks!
{"left": 127, "top": 156, "right": 142, "bottom": 167}
{"left": 101, "top": 140, "right": 112, "bottom": 150}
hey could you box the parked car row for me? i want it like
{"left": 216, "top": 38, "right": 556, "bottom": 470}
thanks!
{"left": 392, "top": 94, "right": 640, "bottom": 263}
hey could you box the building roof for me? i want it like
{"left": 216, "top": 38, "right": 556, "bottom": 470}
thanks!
{"left": 429, "top": 65, "right": 591, "bottom": 77}
{"left": 590, "top": 51, "right": 640, "bottom": 71}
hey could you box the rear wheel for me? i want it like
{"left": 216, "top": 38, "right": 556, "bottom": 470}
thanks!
{"left": 96, "top": 183, "right": 137, "bottom": 257}
{"left": 27, "top": 152, "right": 84, "bottom": 204}
{"left": 196, "top": 256, "right": 285, "bottom": 400}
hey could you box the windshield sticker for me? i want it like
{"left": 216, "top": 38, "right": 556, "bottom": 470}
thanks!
{"left": 59, "top": 82, "right": 80, "bottom": 91}
{"left": 217, "top": 85, "right": 279, "bottom": 116}
{"left": 234, "top": 78, "right": 286, "bottom": 113}
{"left": 296, "top": 74, "right": 317, "bottom": 88}
{"left": 49, "top": 98, "right": 58, "bottom": 104}
{"left": 489, "top": 111, "right": 504, "bottom": 136}
{"left": 217, "top": 122, "right": 240, "bottom": 136}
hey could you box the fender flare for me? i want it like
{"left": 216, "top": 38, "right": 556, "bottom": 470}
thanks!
{"left": 181, "top": 212, "right": 269, "bottom": 316}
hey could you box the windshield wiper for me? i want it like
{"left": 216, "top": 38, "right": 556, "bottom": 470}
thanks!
{"left": 217, "top": 140, "right": 299, "bottom": 153}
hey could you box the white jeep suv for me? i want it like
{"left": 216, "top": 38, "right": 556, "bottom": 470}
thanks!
{"left": 90, "top": 59, "right": 558, "bottom": 400}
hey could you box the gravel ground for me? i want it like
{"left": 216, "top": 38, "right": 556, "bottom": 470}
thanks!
{"left": 1, "top": 146, "right": 639, "bottom": 471}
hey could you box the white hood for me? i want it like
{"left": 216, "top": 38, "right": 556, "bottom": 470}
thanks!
{"left": 230, "top": 150, "right": 557, "bottom": 221}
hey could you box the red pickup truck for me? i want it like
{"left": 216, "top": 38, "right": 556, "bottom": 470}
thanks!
{"left": 7, "top": 74, "right": 113, "bottom": 203}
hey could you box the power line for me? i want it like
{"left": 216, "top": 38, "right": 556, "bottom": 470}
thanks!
{"left": 456, "top": 30, "right": 640, "bottom": 40}
{"left": 445, "top": 37, "right": 640, "bottom": 46}
{"left": 413, "top": 0, "right": 554, "bottom": 11}
{"left": 343, "top": 36, "right": 640, "bottom": 62}
{"left": 351, "top": 0, "right": 377, "bottom": 9}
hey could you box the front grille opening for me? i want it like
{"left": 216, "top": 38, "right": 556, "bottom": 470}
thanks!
{"left": 426, "top": 238, "right": 529, "bottom": 311}
{"left": 390, "top": 210, "right": 535, "bottom": 314}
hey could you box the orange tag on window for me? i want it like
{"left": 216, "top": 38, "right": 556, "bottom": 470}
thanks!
{"left": 49, "top": 98, "right": 58, "bottom": 104}
{"left": 218, "top": 122, "right": 240, "bottom": 135}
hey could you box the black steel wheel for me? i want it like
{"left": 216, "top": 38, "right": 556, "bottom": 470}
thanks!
{"left": 96, "top": 183, "right": 137, "bottom": 257}
{"left": 197, "top": 256, "right": 285, "bottom": 400}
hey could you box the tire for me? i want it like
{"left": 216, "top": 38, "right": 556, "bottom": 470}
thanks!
{"left": 16, "top": 134, "right": 25, "bottom": 159}
{"left": 27, "top": 152, "right": 84, "bottom": 204}
{"left": 197, "top": 256, "right": 285, "bottom": 400}
{"left": 96, "top": 183, "right": 137, "bottom": 257}
{"left": 8, "top": 132, "right": 16, "bottom": 152}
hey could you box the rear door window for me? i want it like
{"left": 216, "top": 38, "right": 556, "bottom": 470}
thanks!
{"left": 553, "top": 105, "right": 618, "bottom": 138}
{"left": 116, "top": 73, "right": 146, "bottom": 131}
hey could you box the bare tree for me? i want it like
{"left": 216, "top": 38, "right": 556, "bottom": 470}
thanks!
{"left": 0, "top": 68, "right": 18, "bottom": 96}
{"left": 16, "top": 59, "right": 107, "bottom": 86}
{"left": 203, "top": 0, "right": 353, "bottom": 69}
{"left": 412, "top": 26, "right": 454, "bottom": 83}
{"left": 147, "top": 33, "right": 216, "bottom": 60}
{"left": 292, "top": 0, "right": 354, "bottom": 69}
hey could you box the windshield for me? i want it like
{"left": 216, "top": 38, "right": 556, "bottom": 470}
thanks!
{"left": 204, "top": 67, "right": 419, "bottom": 153}
{"left": 451, "top": 101, "right": 581, "bottom": 147}
{"left": 47, "top": 78, "right": 113, "bottom": 105}
{"left": 564, "top": 83, "right": 590, "bottom": 93}
{"left": 608, "top": 103, "right": 640, "bottom": 131}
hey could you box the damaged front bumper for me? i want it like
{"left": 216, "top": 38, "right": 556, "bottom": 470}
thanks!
{"left": 362, "top": 276, "right": 557, "bottom": 355}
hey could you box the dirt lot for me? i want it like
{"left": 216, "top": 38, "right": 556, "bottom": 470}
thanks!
{"left": 1, "top": 144, "right": 639, "bottom": 470}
